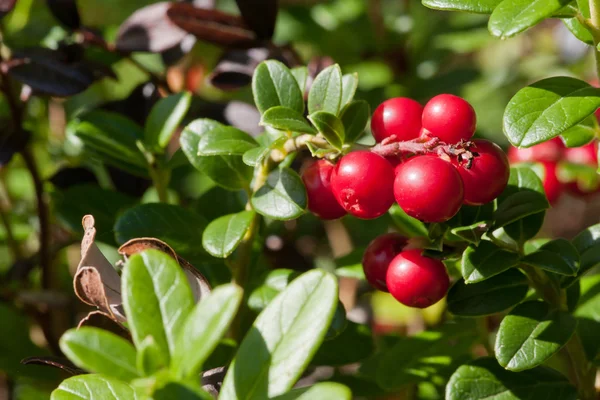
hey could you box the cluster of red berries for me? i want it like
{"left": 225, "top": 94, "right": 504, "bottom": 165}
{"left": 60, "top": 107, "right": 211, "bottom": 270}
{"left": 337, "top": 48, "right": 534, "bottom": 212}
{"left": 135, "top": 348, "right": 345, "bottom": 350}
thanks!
{"left": 302, "top": 94, "right": 510, "bottom": 224}
{"left": 508, "top": 137, "right": 599, "bottom": 204}
{"left": 362, "top": 233, "right": 449, "bottom": 308}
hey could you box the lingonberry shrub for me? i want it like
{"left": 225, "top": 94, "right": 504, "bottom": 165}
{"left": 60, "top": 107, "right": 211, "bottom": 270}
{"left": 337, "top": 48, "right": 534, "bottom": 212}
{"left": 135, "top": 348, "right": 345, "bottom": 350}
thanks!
{"left": 2, "top": 1, "right": 600, "bottom": 400}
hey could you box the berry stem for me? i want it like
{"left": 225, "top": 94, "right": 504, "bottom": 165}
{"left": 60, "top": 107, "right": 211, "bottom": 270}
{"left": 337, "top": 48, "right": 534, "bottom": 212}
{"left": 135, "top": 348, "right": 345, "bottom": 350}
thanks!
{"left": 588, "top": 0, "right": 600, "bottom": 79}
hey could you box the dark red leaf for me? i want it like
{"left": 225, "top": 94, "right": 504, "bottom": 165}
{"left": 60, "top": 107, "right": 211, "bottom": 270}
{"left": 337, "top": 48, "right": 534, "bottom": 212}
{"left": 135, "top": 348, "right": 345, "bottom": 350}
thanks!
{"left": 46, "top": 0, "right": 81, "bottom": 29}
{"left": 235, "top": 0, "right": 278, "bottom": 40}
{"left": 116, "top": 2, "right": 189, "bottom": 53}
{"left": 167, "top": 3, "right": 257, "bottom": 48}
{"left": 5, "top": 48, "right": 95, "bottom": 97}
{"left": 21, "top": 356, "right": 85, "bottom": 376}
{"left": 0, "top": 0, "right": 16, "bottom": 19}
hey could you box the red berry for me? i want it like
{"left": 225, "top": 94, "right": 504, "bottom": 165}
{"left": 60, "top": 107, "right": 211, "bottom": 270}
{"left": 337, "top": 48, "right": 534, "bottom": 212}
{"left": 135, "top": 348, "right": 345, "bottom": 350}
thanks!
{"left": 301, "top": 160, "right": 347, "bottom": 220}
{"left": 371, "top": 98, "right": 423, "bottom": 143}
{"left": 421, "top": 94, "right": 476, "bottom": 144}
{"left": 507, "top": 137, "right": 564, "bottom": 163}
{"left": 331, "top": 151, "right": 395, "bottom": 219}
{"left": 362, "top": 233, "right": 408, "bottom": 292}
{"left": 386, "top": 249, "right": 449, "bottom": 308}
{"left": 540, "top": 161, "right": 563, "bottom": 205}
{"left": 394, "top": 155, "right": 464, "bottom": 222}
{"left": 564, "top": 141, "right": 597, "bottom": 166}
{"left": 453, "top": 140, "right": 509, "bottom": 205}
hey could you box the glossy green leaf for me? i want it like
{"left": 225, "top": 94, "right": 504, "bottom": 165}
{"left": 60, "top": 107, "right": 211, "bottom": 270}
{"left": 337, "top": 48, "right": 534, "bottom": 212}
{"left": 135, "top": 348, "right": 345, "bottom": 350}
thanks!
{"left": 253, "top": 60, "right": 304, "bottom": 114}
{"left": 575, "top": 275, "right": 600, "bottom": 359}
{"left": 388, "top": 204, "right": 429, "bottom": 237}
{"left": 59, "top": 328, "right": 138, "bottom": 381}
{"left": 572, "top": 223, "right": 600, "bottom": 278}
{"left": 261, "top": 107, "right": 316, "bottom": 134}
{"left": 51, "top": 375, "right": 137, "bottom": 400}
{"left": 290, "top": 67, "right": 308, "bottom": 95}
{"left": 340, "top": 73, "right": 358, "bottom": 108}
{"left": 446, "top": 357, "right": 578, "bottom": 400}
{"left": 422, "top": 0, "right": 502, "bottom": 13}
{"left": 248, "top": 269, "right": 298, "bottom": 312}
{"left": 488, "top": 0, "right": 569, "bottom": 39}
{"left": 493, "top": 166, "right": 549, "bottom": 229}
{"left": 503, "top": 211, "right": 545, "bottom": 244}
{"left": 309, "top": 111, "right": 345, "bottom": 150}
{"left": 251, "top": 167, "right": 307, "bottom": 220}
{"left": 202, "top": 211, "right": 255, "bottom": 258}
{"left": 495, "top": 301, "right": 576, "bottom": 371}
{"left": 145, "top": 92, "right": 191, "bottom": 150}
{"left": 560, "top": 121, "right": 597, "bottom": 147}
{"left": 312, "top": 322, "right": 374, "bottom": 366}
{"left": 563, "top": 18, "right": 594, "bottom": 45}
{"left": 73, "top": 110, "right": 148, "bottom": 176}
{"left": 340, "top": 100, "right": 370, "bottom": 144}
{"left": 447, "top": 269, "right": 529, "bottom": 316}
{"left": 172, "top": 284, "right": 243, "bottom": 379}
{"left": 123, "top": 250, "right": 195, "bottom": 361}
{"left": 137, "top": 336, "right": 165, "bottom": 376}
{"left": 270, "top": 383, "right": 351, "bottom": 400}
{"left": 114, "top": 203, "right": 207, "bottom": 259}
{"left": 152, "top": 381, "right": 212, "bottom": 400}
{"left": 503, "top": 77, "right": 600, "bottom": 147}
{"left": 308, "top": 64, "right": 342, "bottom": 115}
{"left": 243, "top": 146, "right": 270, "bottom": 167}
{"left": 521, "top": 238, "right": 579, "bottom": 276}
{"left": 220, "top": 269, "right": 338, "bottom": 400}
{"left": 461, "top": 241, "right": 520, "bottom": 283}
{"left": 181, "top": 119, "right": 253, "bottom": 190}
{"left": 196, "top": 125, "right": 258, "bottom": 156}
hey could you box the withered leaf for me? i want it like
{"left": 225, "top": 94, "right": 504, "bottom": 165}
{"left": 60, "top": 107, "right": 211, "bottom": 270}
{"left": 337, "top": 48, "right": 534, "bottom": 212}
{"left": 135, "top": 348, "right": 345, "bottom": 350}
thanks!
{"left": 116, "top": 2, "right": 189, "bottom": 53}
{"left": 21, "top": 356, "right": 85, "bottom": 376}
{"left": 77, "top": 311, "right": 131, "bottom": 341}
{"left": 167, "top": 3, "right": 257, "bottom": 48}
{"left": 235, "top": 0, "right": 278, "bottom": 40}
{"left": 74, "top": 215, "right": 125, "bottom": 321}
{"left": 208, "top": 48, "right": 268, "bottom": 91}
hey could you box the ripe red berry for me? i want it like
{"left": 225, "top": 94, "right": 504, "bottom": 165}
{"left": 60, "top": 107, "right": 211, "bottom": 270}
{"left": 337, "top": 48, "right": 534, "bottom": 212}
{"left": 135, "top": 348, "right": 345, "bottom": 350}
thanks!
{"left": 453, "top": 140, "right": 509, "bottom": 205}
{"left": 301, "top": 159, "right": 347, "bottom": 220}
{"left": 386, "top": 249, "right": 449, "bottom": 309}
{"left": 507, "top": 137, "right": 564, "bottom": 163}
{"left": 371, "top": 98, "right": 423, "bottom": 143}
{"left": 540, "top": 161, "right": 563, "bottom": 205}
{"left": 362, "top": 233, "right": 408, "bottom": 292}
{"left": 564, "top": 141, "right": 597, "bottom": 166}
{"left": 331, "top": 151, "right": 395, "bottom": 219}
{"left": 421, "top": 94, "right": 476, "bottom": 144}
{"left": 394, "top": 155, "right": 464, "bottom": 222}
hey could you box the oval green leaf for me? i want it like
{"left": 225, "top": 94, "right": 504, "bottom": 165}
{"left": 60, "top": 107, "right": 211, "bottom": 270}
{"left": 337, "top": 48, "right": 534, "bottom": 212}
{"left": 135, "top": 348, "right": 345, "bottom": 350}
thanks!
{"left": 503, "top": 77, "right": 600, "bottom": 147}
{"left": 290, "top": 67, "right": 308, "bottom": 95}
{"left": 340, "top": 73, "right": 358, "bottom": 109}
{"left": 447, "top": 269, "right": 529, "bottom": 316}
{"left": 495, "top": 301, "right": 577, "bottom": 371}
{"left": 172, "top": 284, "right": 243, "bottom": 379}
{"left": 145, "top": 92, "right": 192, "bottom": 150}
{"left": 489, "top": 0, "right": 568, "bottom": 39}
{"left": 220, "top": 269, "right": 338, "bottom": 400}
{"left": 270, "top": 383, "right": 351, "bottom": 400}
{"left": 59, "top": 327, "right": 139, "bottom": 381}
{"left": 261, "top": 106, "right": 316, "bottom": 134}
{"left": 251, "top": 167, "right": 307, "bottom": 220}
{"left": 521, "top": 238, "right": 579, "bottom": 276}
{"left": 123, "top": 249, "right": 195, "bottom": 361}
{"left": 309, "top": 111, "right": 345, "bottom": 150}
{"left": 422, "top": 0, "right": 502, "bottom": 13}
{"left": 202, "top": 211, "right": 256, "bottom": 258}
{"left": 308, "top": 64, "right": 342, "bottom": 115}
{"left": 340, "top": 100, "right": 370, "bottom": 145}
{"left": 461, "top": 241, "right": 520, "bottom": 283}
{"left": 51, "top": 374, "right": 137, "bottom": 400}
{"left": 253, "top": 60, "right": 304, "bottom": 114}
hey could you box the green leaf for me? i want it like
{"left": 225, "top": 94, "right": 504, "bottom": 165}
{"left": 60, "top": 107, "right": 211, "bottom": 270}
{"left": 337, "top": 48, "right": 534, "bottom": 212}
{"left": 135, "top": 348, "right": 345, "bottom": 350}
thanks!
{"left": 572, "top": 223, "right": 600, "bottom": 277}
{"left": 137, "top": 336, "right": 166, "bottom": 376}
{"left": 334, "top": 248, "right": 366, "bottom": 280}
{"left": 181, "top": 119, "right": 253, "bottom": 190}
{"left": 261, "top": 107, "right": 316, "bottom": 134}
{"left": 202, "top": 211, "right": 255, "bottom": 258}
{"left": 290, "top": 67, "right": 308, "bottom": 95}
{"left": 493, "top": 166, "right": 549, "bottom": 229}
{"left": 153, "top": 382, "right": 212, "bottom": 400}
{"left": 311, "top": 322, "right": 374, "bottom": 366}
{"left": 114, "top": 203, "right": 207, "bottom": 259}
{"left": 248, "top": 269, "right": 299, "bottom": 312}
{"left": 503, "top": 211, "right": 545, "bottom": 244}
{"left": 461, "top": 241, "right": 520, "bottom": 283}
{"left": 340, "top": 73, "right": 358, "bottom": 108}
{"left": 270, "top": 383, "right": 351, "bottom": 400}
{"left": 59, "top": 328, "right": 139, "bottom": 381}
{"left": 447, "top": 269, "right": 529, "bottom": 316}
{"left": 575, "top": 275, "right": 600, "bottom": 360}
{"left": 253, "top": 60, "right": 304, "bottom": 114}
{"left": 521, "top": 238, "right": 579, "bottom": 276}
{"left": 488, "top": 0, "right": 569, "bottom": 39}
{"left": 220, "top": 269, "right": 338, "bottom": 400}
{"left": 51, "top": 375, "right": 137, "bottom": 400}
{"left": 446, "top": 357, "right": 578, "bottom": 400}
{"left": 308, "top": 64, "right": 343, "bottom": 115}
{"left": 422, "top": 0, "right": 502, "bottom": 14}
{"left": 340, "top": 100, "right": 370, "bottom": 144}
{"left": 495, "top": 301, "right": 577, "bottom": 371}
{"left": 145, "top": 92, "right": 191, "bottom": 150}
{"left": 243, "top": 146, "right": 270, "bottom": 167}
{"left": 503, "top": 77, "right": 600, "bottom": 147}
{"left": 251, "top": 167, "right": 307, "bottom": 220}
{"left": 172, "top": 284, "right": 243, "bottom": 379}
{"left": 309, "top": 111, "right": 345, "bottom": 150}
{"left": 389, "top": 204, "right": 428, "bottom": 237}
{"left": 123, "top": 250, "right": 195, "bottom": 362}
{"left": 196, "top": 125, "right": 258, "bottom": 156}
{"left": 563, "top": 18, "right": 594, "bottom": 45}
{"left": 73, "top": 110, "right": 148, "bottom": 176}
{"left": 560, "top": 120, "right": 597, "bottom": 147}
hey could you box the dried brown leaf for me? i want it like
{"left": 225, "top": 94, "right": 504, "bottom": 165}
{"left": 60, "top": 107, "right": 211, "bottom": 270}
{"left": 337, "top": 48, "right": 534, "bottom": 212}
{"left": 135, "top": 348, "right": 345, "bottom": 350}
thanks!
{"left": 21, "top": 356, "right": 85, "bottom": 376}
